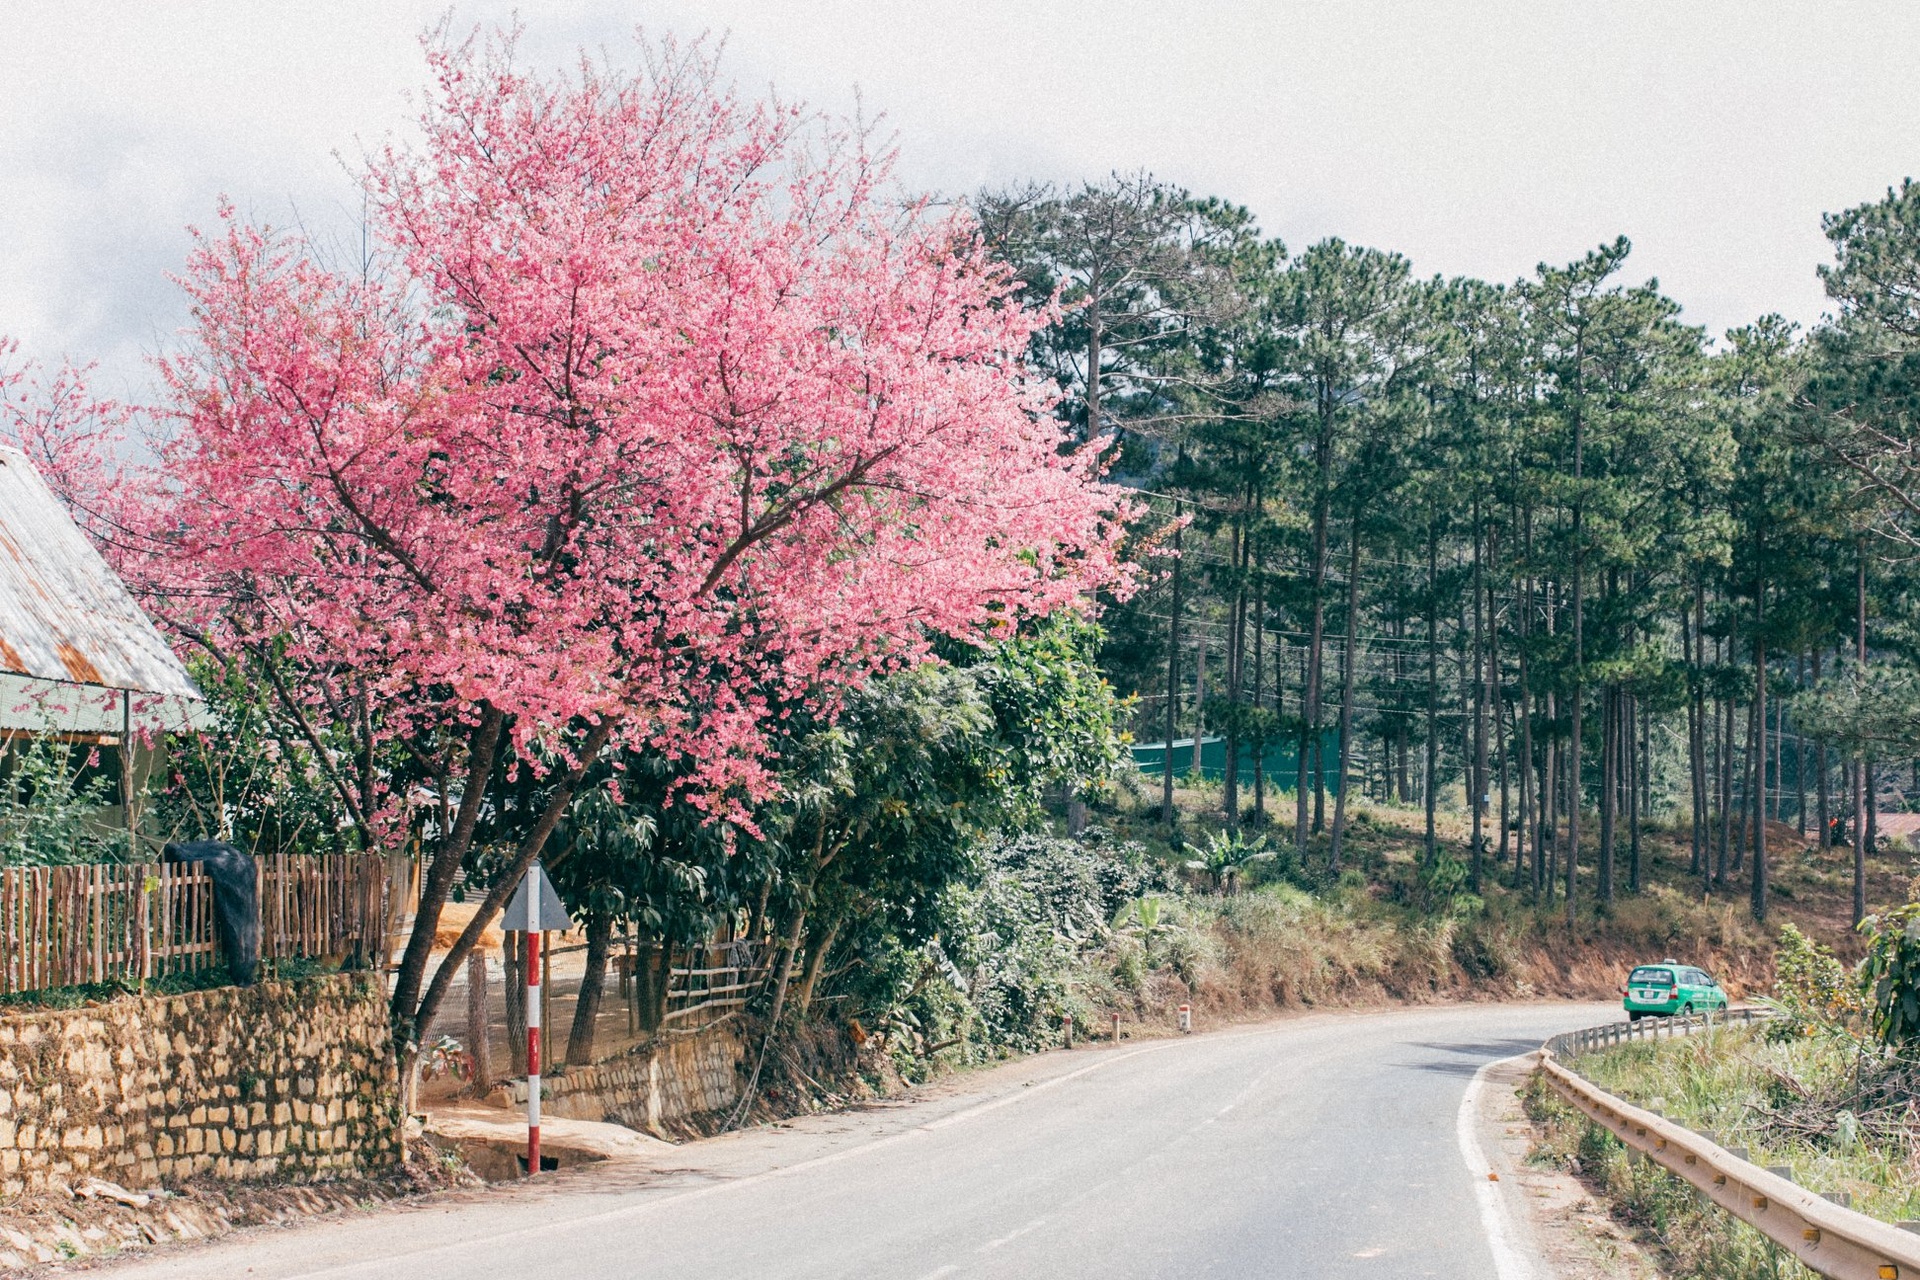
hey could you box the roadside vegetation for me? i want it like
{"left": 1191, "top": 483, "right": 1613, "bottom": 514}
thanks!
{"left": 1525, "top": 915, "right": 1920, "bottom": 1278}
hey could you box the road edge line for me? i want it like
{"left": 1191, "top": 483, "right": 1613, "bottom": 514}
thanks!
{"left": 1456, "top": 1050, "right": 1540, "bottom": 1280}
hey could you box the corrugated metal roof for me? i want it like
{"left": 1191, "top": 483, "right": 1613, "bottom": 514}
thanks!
{"left": 0, "top": 447, "right": 200, "bottom": 700}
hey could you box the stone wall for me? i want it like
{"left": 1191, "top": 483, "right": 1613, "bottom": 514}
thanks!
{"left": 504, "top": 1023, "right": 744, "bottom": 1134}
{"left": 0, "top": 975, "right": 400, "bottom": 1197}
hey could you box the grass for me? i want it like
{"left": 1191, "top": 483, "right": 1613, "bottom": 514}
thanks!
{"left": 0, "top": 955, "right": 339, "bottom": 1011}
{"left": 1569, "top": 1025, "right": 1920, "bottom": 1222}
{"left": 1526, "top": 1069, "right": 1821, "bottom": 1279}
{"left": 1094, "top": 765, "right": 1916, "bottom": 999}
{"left": 1525, "top": 1022, "right": 1920, "bottom": 1280}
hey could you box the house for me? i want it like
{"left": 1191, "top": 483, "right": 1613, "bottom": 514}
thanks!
{"left": 0, "top": 446, "right": 203, "bottom": 849}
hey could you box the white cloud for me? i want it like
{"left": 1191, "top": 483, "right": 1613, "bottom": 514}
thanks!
{"left": 2, "top": 0, "right": 1915, "bottom": 392}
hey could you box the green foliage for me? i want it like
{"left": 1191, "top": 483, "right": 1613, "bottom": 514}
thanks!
{"left": 1765, "top": 923, "right": 1864, "bottom": 1041}
{"left": 0, "top": 733, "right": 122, "bottom": 866}
{"left": 1413, "top": 850, "right": 1481, "bottom": 918}
{"left": 841, "top": 832, "right": 1170, "bottom": 1067}
{"left": 152, "top": 654, "right": 367, "bottom": 856}
{"left": 1182, "top": 829, "right": 1275, "bottom": 892}
{"left": 1791, "top": 657, "right": 1920, "bottom": 759}
{"left": 1861, "top": 902, "right": 1920, "bottom": 1047}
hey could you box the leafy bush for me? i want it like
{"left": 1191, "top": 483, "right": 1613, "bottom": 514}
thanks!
{"left": 1765, "top": 923, "right": 1864, "bottom": 1042}
{"left": 1861, "top": 903, "right": 1920, "bottom": 1046}
{"left": 0, "top": 734, "right": 123, "bottom": 865}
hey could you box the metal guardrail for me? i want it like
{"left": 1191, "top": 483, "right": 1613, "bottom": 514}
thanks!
{"left": 1539, "top": 1011, "right": 1920, "bottom": 1280}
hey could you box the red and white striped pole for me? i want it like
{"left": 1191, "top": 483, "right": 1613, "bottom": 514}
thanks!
{"left": 524, "top": 861, "right": 542, "bottom": 1177}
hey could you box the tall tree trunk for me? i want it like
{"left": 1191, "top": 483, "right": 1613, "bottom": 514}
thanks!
{"left": 1685, "top": 624, "right": 1702, "bottom": 876}
{"left": 1162, "top": 498, "right": 1183, "bottom": 827}
{"left": 732, "top": 868, "right": 818, "bottom": 1128}
{"left": 1330, "top": 523, "right": 1362, "bottom": 870}
{"left": 1728, "top": 629, "right": 1743, "bottom": 882}
{"left": 1794, "top": 655, "right": 1808, "bottom": 838}
{"left": 1692, "top": 580, "right": 1708, "bottom": 881}
{"left": 1752, "top": 586, "right": 1769, "bottom": 921}
{"left": 1568, "top": 479, "right": 1584, "bottom": 921}
{"left": 1518, "top": 559, "right": 1535, "bottom": 892}
{"left": 1424, "top": 516, "right": 1440, "bottom": 863}
{"left": 1488, "top": 522, "right": 1507, "bottom": 869}
{"left": 1628, "top": 691, "right": 1643, "bottom": 891}
{"left": 1812, "top": 648, "right": 1830, "bottom": 849}
{"left": 1300, "top": 429, "right": 1333, "bottom": 857}
{"left": 1192, "top": 639, "right": 1207, "bottom": 776}
{"left": 1252, "top": 576, "right": 1266, "bottom": 822}
{"left": 565, "top": 910, "right": 614, "bottom": 1070}
{"left": 1543, "top": 731, "right": 1559, "bottom": 904}
{"left": 1224, "top": 508, "right": 1251, "bottom": 831}
{"left": 1470, "top": 506, "right": 1488, "bottom": 890}
{"left": 1856, "top": 543, "right": 1869, "bottom": 925}
{"left": 1600, "top": 683, "right": 1617, "bottom": 905}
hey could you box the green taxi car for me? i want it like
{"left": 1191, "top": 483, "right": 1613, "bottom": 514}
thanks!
{"left": 1622, "top": 960, "right": 1729, "bottom": 1020}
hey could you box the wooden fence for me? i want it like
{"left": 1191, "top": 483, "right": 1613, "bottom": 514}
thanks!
{"left": 0, "top": 853, "right": 389, "bottom": 994}
{"left": 663, "top": 936, "right": 767, "bottom": 1026}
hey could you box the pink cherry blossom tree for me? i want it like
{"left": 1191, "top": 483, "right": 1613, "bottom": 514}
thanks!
{"left": 139, "top": 27, "right": 1129, "bottom": 1068}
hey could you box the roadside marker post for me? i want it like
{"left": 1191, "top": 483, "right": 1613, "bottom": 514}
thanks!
{"left": 500, "top": 862, "right": 574, "bottom": 1177}
{"left": 1111, "top": 1013, "right": 1121, "bottom": 1044}
{"left": 1178, "top": 1003, "right": 1192, "bottom": 1034}
{"left": 1062, "top": 1014, "right": 1074, "bottom": 1049}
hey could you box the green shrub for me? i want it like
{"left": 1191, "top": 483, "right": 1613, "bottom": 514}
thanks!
{"left": 1861, "top": 902, "right": 1920, "bottom": 1046}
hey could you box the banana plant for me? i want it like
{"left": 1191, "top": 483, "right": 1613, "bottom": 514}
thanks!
{"left": 1184, "top": 830, "right": 1276, "bottom": 894}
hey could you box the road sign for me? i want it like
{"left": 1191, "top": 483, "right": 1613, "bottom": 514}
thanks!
{"left": 501, "top": 860, "right": 572, "bottom": 1177}
{"left": 499, "top": 864, "right": 574, "bottom": 934}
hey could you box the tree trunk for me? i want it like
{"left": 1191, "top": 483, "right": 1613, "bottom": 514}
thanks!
{"left": 466, "top": 949, "right": 492, "bottom": 1092}
{"left": 732, "top": 888, "right": 812, "bottom": 1129}
{"left": 636, "top": 944, "right": 667, "bottom": 1033}
{"left": 1543, "top": 731, "right": 1559, "bottom": 904}
{"left": 1752, "top": 592, "right": 1769, "bottom": 921}
{"left": 1329, "top": 524, "right": 1362, "bottom": 870}
{"left": 1599, "top": 684, "right": 1616, "bottom": 905}
{"left": 1488, "top": 522, "right": 1507, "bottom": 870}
{"left": 1424, "top": 516, "right": 1439, "bottom": 863}
{"left": 1517, "top": 567, "right": 1534, "bottom": 892}
{"left": 1162, "top": 498, "right": 1183, "bottom": 827}
{"left": 406, "top": 718, "right": 619, "bottom": 1092}
{"left": 796, "top": 915, "right": 842, "bottom": 1017}
{"left": 1470, "top": 508, "right": 1487, "bottom": 890}
{"left": 1252, "top": 577, "right": 1266, "bottom": 822}
{"left": 1813, "top": 648, "right": 1830, "bottom": 849}
{"left": 565, "top": 910, "right": 614, "bottom": 1070}
{"left": 1300, "top": 435, "right": 1332, "bottom": 857}
{"left": 1223, "top": 515, "right": 1249, "bottom": 831}
{"left": 1856, "top": 544, "right": 1869, "bottom": 925}
{"left": 504, "top": 931, "right": 527, "bottom": 1076}
{"left": 391, "top": 708, "right": 506, "bottom": 1045}
{"left": 1628, "top": 692, "right": 1643, "bottom": 891}
{"left": 1192, "top": 639, "right": 1207, "bottom": 776}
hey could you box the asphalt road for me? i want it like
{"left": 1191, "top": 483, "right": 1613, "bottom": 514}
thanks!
{"left": 91, "top": 1002, "right": 1617, "bottom": 1280}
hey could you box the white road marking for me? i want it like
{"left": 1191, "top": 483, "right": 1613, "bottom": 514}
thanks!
{"left": 277, "top": 1039, "right": 1192, "bottom": 1280}
{"left": 976, "top": 1216, "right": 1047, "bottom": 1252}
{"left": 1456, "top": 1053, "right": 1538, "bottom": 1280}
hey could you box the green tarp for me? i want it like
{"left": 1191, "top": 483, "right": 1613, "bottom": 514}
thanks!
{"left": 1131, "top": 730, "right": 1343, "bottom": 789}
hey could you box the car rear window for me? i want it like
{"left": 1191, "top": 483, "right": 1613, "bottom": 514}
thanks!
{"left": 1629, "top": 967, "right": 1674, "bottom": 984}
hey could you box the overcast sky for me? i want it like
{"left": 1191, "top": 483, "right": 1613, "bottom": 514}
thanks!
{"left": 3, "top": 1, "right": 1917, "bottom": 398}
